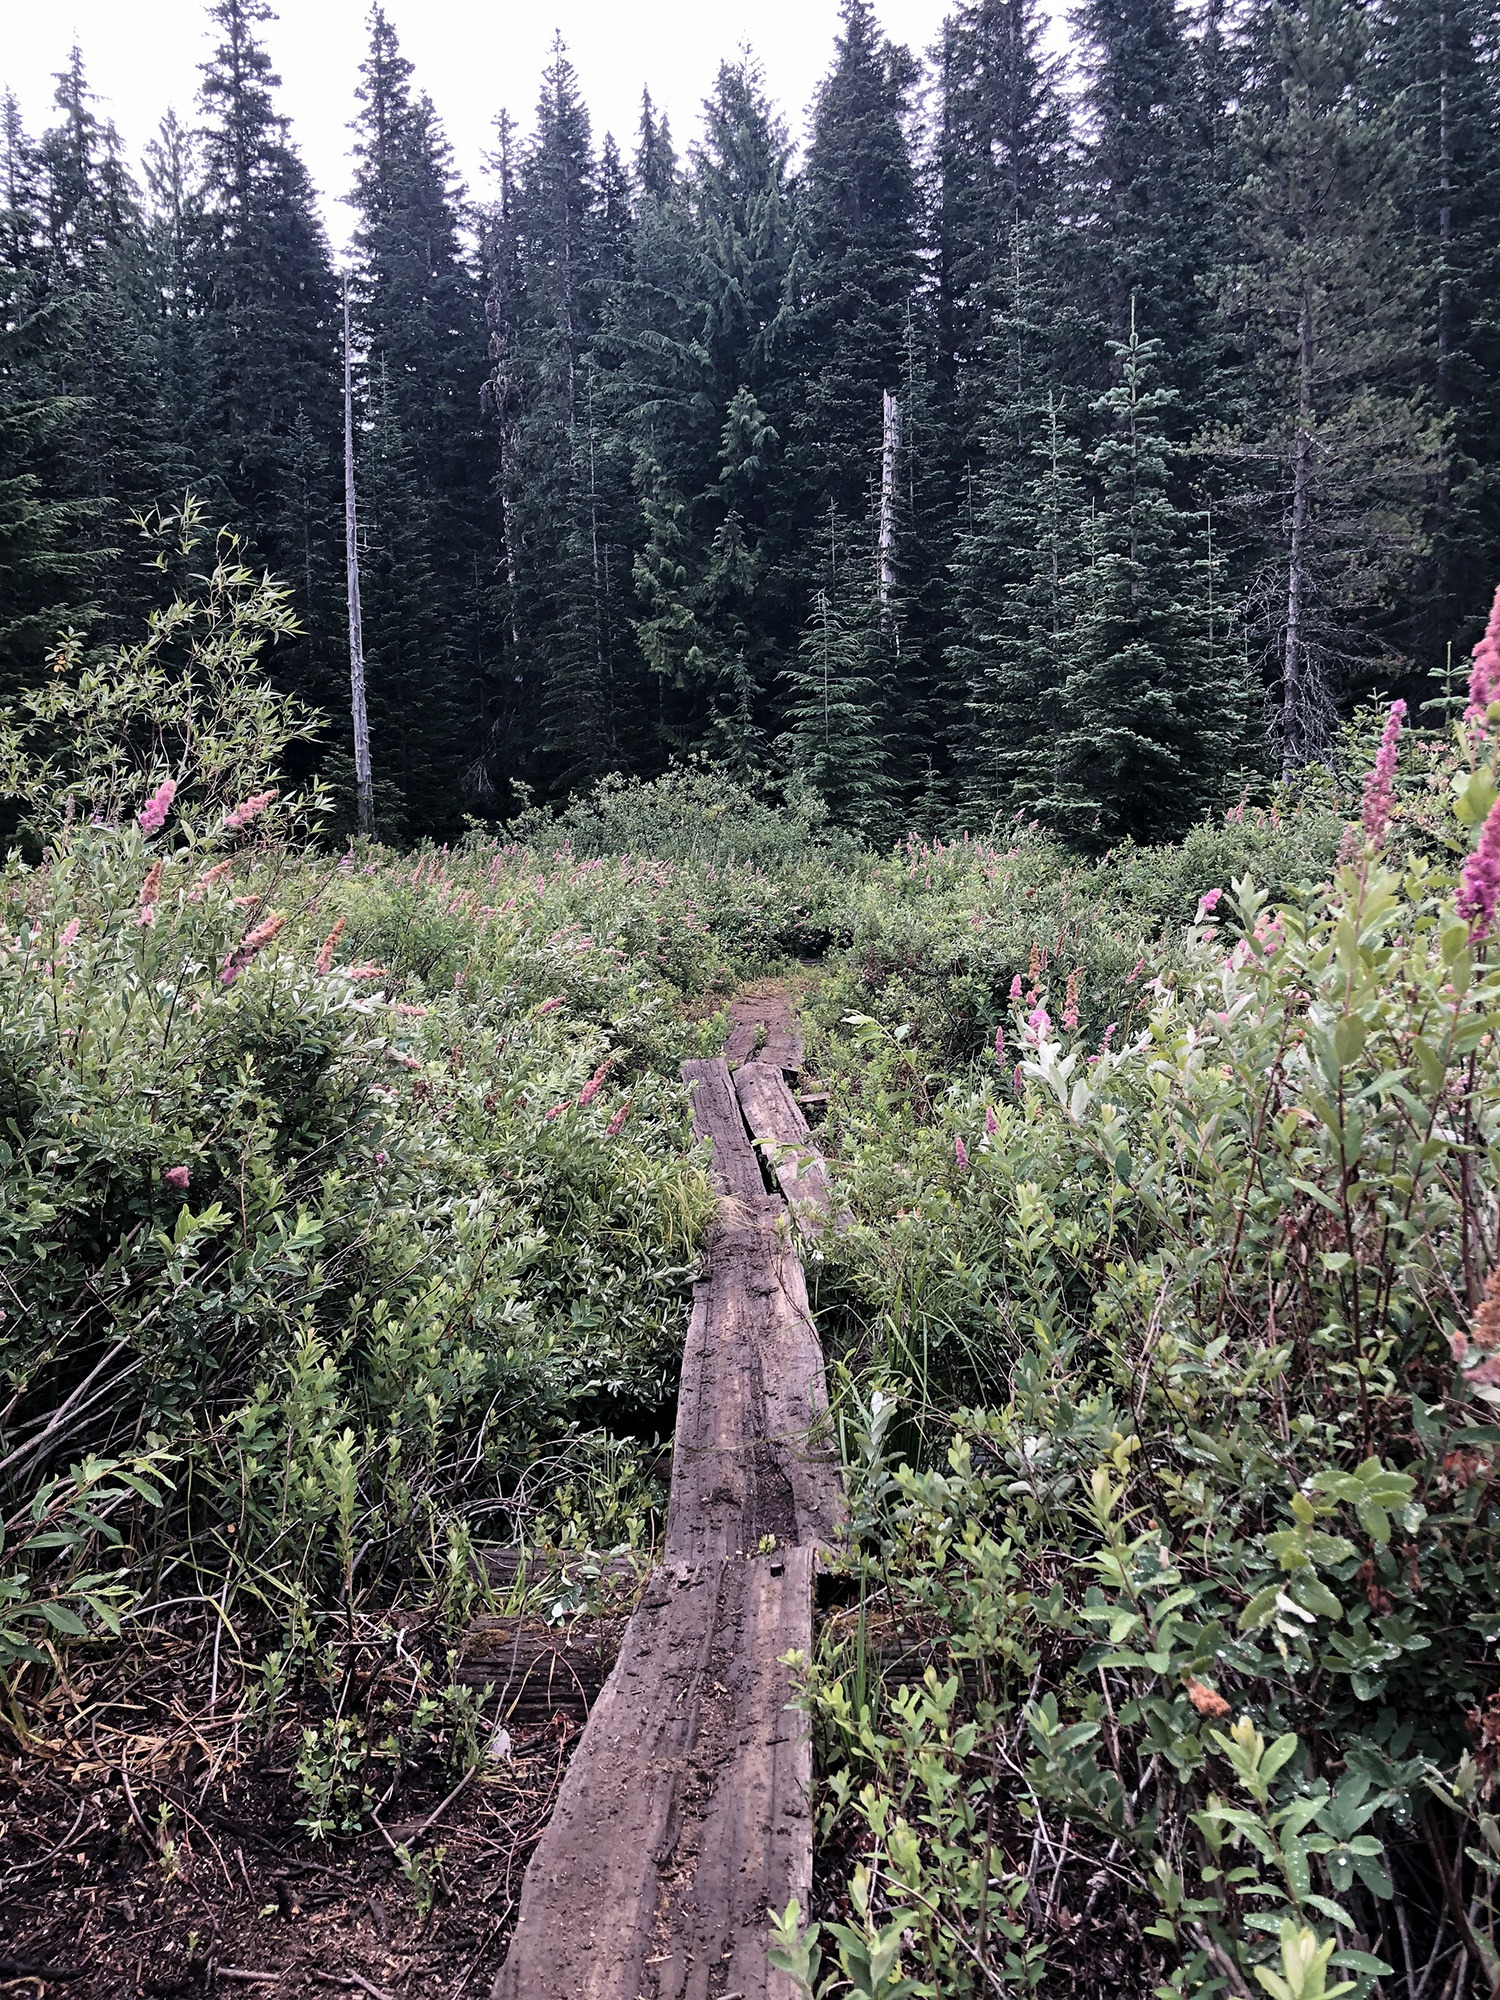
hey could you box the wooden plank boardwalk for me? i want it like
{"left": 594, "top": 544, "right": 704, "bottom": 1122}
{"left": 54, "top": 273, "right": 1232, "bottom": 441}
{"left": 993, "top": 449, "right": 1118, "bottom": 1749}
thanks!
{"left": 490, "top": 996, "right": 841, "bottom": 2000}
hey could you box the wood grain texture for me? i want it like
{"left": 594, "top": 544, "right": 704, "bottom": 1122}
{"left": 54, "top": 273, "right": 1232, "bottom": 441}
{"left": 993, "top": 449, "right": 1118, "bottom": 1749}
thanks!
{"left": 732, "top": 1062, "right": 839, "bottom": 1234}
{"left": 665, "top": 1212, "right": 843, "bottom": 1566}
{"left": 681, "top": 1056, "right": 769, "bottom": 1205}
{"left": 489, "top": 1549, "right": 814, "bottom": 2000}
{"left": 486, "top": 993, "right": 837, "bottom": 2000}
{"left": 723, "top": 992, "right": 804, "bottom": 1076}
{"left": 455, "top": 1615, "right": 626, "bottom": 1729}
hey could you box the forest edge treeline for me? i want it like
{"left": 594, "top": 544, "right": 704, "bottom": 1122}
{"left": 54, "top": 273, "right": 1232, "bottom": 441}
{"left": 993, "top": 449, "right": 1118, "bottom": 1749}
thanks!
{"left": 3, "top": 0, "right": 1498, "bottom": 847}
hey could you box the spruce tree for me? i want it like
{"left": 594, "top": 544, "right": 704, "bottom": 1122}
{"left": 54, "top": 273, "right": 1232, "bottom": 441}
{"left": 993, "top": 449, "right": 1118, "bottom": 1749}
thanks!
{"left": 194, "top": 0, "right": 341, "bottom": 702}
{"left": 951, "top": 392, "right": 1085, "bottom": 818}
{"left": 791, "top": 0, "right": 921, "bottom": 526}
{"left": 1054, "top": 312, "right": 1244, "bottom": 843}
{"left": 1071, "top": 0, "right": 1213, "bottom": 391}
{"left": 1379, "top": 0, "right": 1500, "bottom": 661}
{"left": 783, "top": 508, "right": 896, "bottom": 838}
{"left": 348, "top": 4, "right": 491, "bottom": 827}
{"left": 1211, "top": 0, "right": 1445, "bottom": 769}
{"left": 931, "top": 0, "right": 1068, "bottom": 424}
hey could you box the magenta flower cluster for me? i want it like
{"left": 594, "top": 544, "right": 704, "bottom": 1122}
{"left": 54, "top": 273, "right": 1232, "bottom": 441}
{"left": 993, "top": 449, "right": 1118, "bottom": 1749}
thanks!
{"left": 1459, "top": 797, "right": 1500, "bottom": 940}
{"left": 223, "top": 788, "right": 277, "bottom": 832}
{"left": 1466, "top": 585, "right": 1500, "bottom": 729}
{"left": 1361, "top": 700, "right": 1407, "bottom": 846}
{"left": 138, "top": 776, "right": 177, "bottom": 835}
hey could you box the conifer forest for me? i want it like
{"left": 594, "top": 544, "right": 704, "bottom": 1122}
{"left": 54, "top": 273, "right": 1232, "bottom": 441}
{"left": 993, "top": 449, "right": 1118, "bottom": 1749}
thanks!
{"left": 8, "top": 3, "right": 1500, "bottom": 1999}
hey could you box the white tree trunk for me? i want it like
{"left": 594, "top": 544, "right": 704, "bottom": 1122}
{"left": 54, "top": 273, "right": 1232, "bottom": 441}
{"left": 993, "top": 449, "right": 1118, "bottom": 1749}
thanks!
{"left": 343, "top": 274, "right": 373, "bottom": 838}
{"left": 878, "top": 389, "right": 901, "bottom": 621}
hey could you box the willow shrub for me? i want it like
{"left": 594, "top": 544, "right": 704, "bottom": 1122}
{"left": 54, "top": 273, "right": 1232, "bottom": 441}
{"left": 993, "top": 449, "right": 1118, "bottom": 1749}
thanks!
{"left": 0, "top": 539, "right": 724, "bottom": 1678}
{"left": 787, "top": 720, "right": 1500, "bottom": 1998}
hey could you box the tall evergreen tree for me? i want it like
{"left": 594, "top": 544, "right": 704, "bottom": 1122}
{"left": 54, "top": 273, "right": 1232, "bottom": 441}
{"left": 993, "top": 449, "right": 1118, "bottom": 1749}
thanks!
{"left": 1054, "top": 312, "right": 1244, "bottom": 842}
{"left": 1071, "top": 0, "right": 1214, "bottom": 391}
{"left": 1211, "top": 0, "right": 1445, "bottom": 769}
{"left": 931, "top": 0, "right": 1068, "bottom": 424}
{"left": 348, "top": 5, "right": 491, "bottom": 827}
{"left": 194, "top": 0, "right": 340, "bottom": 700}
{"left": 791, "top": 0, "right": 922, "bottom": 526}
{"left": 784, "top": 507, "right": 897, "bottom": 837}
{"left": 951, "top": 391, "right": 1086, "bottom": 817}
{"left": 1380, "top": 0, "right": 1500, "bottom": 661}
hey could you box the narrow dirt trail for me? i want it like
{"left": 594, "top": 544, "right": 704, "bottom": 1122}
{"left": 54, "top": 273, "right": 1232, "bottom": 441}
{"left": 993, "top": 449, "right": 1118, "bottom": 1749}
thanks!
{"left": 488, "top": 987, "right": 843, "bottom": 2000}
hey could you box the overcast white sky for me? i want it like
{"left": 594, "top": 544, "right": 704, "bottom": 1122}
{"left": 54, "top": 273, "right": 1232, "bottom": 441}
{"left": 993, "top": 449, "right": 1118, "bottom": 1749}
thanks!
{"left": 1, "top": 0, "right": 976, "bottom": 251}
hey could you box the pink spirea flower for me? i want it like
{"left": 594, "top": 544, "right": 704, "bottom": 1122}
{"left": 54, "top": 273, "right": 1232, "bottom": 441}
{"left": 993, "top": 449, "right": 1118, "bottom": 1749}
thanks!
{"left": 1458, "top": 796, "right": 1500, "bottom": 939}
{"left": 985, "top": 1105, "right": 998, "bottom": 1134}
{"left": 578, "top": 1057, "right": 616, "bottom": 1107}
{"left": 535, "top": 997, "right": 563, "bottom": 1015}
{"left": 1197, "top": 888, "right": 1223, "bottom": 921}
{"left": 606, "top": 1097, "right": 634, "bottom": 1137}
{"left": 220, "top": 913, "right": 286, "bottom": 985}
{"left": 544, "top": 1102, "right": 568, "bottom": 1121}
{"left": 1361, "top": 700, "right": 1407, "bottom": 846}
{"left": 1025, "top": 1007, "right": 1051, "bottom": 1040}
{"left": 57, "top": 918, "right": 79, "bottom": 953}
{"left": 954, "top": 1133, "right": 968, "bottom": 1170}
{"left": 374, "top": 1150, "right": 388, "bottom": 1166}
{"left": 1466, "top": 584, "right": 1500, "bottom": 730}
{"left": 223, "top": 788, "right": 277, "bottom": 833}
{"left": 339, "top": 851, "right": 355, "bottom": 872}
{"left": 1125, "top": 958, "right": 1145, "bottom": 986}
{"left": 162, "top": 1165, "right": 190, "bottom": 1192}
{"left": 1009, "top": 975, "right": 1023, "bottom": 1001}
{"left": 994, "top": 1025, "right": 1005, "bottom": 1058}
{"left": 1012, "top": 1063, "right": 1024, "bottom": 1093}
{"left": 138, "top": 776, "right": 177, "bottom": 836}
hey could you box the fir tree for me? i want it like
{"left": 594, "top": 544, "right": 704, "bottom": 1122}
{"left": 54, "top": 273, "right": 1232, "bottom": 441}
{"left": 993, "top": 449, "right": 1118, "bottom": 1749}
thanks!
{"left": 195, "top": 0, "right": 340, "bottom": 698}
{"left": 791, "top": 0, "right": 921, "bottom": 525}
{"left": 1211, "top": 0, "right": 1445, "bottom": 769}
{"left": 931, "top": 0, "right": 1068, "bottom": 420}
{"left": 952, "top": 392, "right": 1085, "bottom": 817}
{"left": 1055, "top": 311, "right": 1244, "bottom": 842}
{"left": 1071, "top": 0, "right": 1213, "bottom": 389}
{"left": 784, "top": 508, "right": 896, "bottom": 838}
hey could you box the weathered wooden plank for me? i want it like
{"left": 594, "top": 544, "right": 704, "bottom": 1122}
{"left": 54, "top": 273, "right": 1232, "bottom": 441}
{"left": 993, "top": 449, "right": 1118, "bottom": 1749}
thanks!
{"left": 489, "top": 1548, "right": 814, "bottom": 2000}
{"left": 681, "top": 1056, "right": 769, "bottom": 1205}
{"left": 454, "top": 1615, "right": 626, "bottom": 1730}
{"left": 733, "top": 1061, "right": 838, "bottom": 1233}
{"left": 666, "top": 1210, "right": 843, "bottom": 1566}
{"left": 724, "top": 992, "right": 804, "bottom": 1076}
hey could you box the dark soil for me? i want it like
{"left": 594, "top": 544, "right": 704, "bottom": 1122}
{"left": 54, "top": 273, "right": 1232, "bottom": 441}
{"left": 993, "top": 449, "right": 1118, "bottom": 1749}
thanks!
{"left": 0, "top": 1608, "right": 590, "bottom": 2000}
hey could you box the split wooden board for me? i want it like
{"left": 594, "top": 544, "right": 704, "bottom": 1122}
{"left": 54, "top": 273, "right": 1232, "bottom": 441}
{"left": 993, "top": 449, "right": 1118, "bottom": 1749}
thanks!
{"left": 488, "top": 999, "right": 840, "bottom": 2000}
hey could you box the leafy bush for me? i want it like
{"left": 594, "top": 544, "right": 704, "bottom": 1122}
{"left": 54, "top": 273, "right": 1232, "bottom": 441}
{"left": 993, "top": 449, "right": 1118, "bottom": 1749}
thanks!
{"left": 785, "top": 706, "right": 1500, "bottom": 1997}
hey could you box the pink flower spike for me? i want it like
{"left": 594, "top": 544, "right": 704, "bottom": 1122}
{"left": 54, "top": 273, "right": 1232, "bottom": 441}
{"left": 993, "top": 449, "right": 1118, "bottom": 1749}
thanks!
{"left": 954, "top": 1133, "right": 968, "bottom": 1170}
{"left": 994, "top": 1025, "right": 1005, "bottom": 1058}
{"left": 985, "top": 1105, "right": 998, "bottom": 1134}
{"left": 544, "top": 1102, "right": 567, "bottom": 1121}
{"left": 1459, "top": 796, "right": 1500, "bottom": 939}
{"left": 1466, "top": 585, "right": 1500, "bottom": 731}
{"left": 1196, "top": 888, "right": 1223, "bottom": 921}
{"left": 1009, "top": 974, "right": 1023, "bottom": 1000}
{"left": 1012, "top": 1063, "right": 1024, "bottom": 1093}
{"left": 535, "top": 997, "right": 563, "bottom": 1016}
{"left": 1125, "top": 957, "right": 1145, "bottom": 986}
{"left": 162, "top": 1165, "right": 190, "bottom": 1192}
{"left": 1361, "top": 700, "right": 1407, "bottom": 846}
{"left": 606, "top": 1097, "right": 634, "bottom": 1137}
{"left": 57, "top": 918, "right": 80, "bottom": 952}
{"left": 138, "top": 776, "right": 177, "bottom": 836}
{"left": 223, "top": 788, "right": 277, "bottom": 833}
